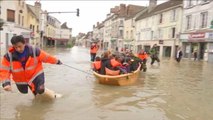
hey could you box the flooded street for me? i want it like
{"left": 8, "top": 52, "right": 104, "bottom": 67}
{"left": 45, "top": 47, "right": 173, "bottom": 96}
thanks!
{"left": 0, "top": 46, "right": 213, "bottom": 120}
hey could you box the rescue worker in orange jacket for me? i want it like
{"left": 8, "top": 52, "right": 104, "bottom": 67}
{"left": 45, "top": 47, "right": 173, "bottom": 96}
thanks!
{"left": 90, "top": 42, "right": 99, "bottom": 62}
{"left": 137, "top": 49, "right": 148, "bottom": 72}
{"left": 0, "top": 35, "right": 62, "bottom": 99}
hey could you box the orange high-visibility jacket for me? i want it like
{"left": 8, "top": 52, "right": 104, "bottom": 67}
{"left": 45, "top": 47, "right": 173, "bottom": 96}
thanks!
{"left": 110, "top": 58, "right": 122, "bottom": 68}
{"left": 93, "top": 61, "right": 101, "bottom": 70}
{"left": 90, "top": 45, "right": 99, "bottom": 54}
{"left": 138, "top": 52, "right": 148, "bottom": 60}
{"left": 0, "top": 45, "right": 59, "bottom": 87}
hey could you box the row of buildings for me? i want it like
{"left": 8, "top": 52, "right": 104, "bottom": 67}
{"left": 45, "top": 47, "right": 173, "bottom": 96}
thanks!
{"left": 76, "top": 0, "right": 213, "bottom": 62}
{"left": 0, "top": 1, "right": 72, "bottom": 55}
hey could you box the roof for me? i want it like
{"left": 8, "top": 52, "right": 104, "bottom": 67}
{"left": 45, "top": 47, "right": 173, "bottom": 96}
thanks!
{"left": 61, "top": 22, "right": 69, "bottom": 29}
{"left": 135, "top": 0, "right": 183, "bottom": 21}
{"left": 27, "top": 4, "right": 39, "bottom": 20}
{"left": 125, "top": 5, "right": 146, "bottom": 20}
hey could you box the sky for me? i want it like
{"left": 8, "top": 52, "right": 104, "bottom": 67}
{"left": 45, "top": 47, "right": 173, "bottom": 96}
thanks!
{"left": 26, "top": 0, "right": 166, "bottom": 36}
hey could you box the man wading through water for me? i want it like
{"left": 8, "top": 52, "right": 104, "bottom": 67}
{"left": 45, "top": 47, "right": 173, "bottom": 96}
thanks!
{"left": 149, "top": 44, "right": 160, "bottom": 66}
{"left": 0, "top": 35, "right": 62, "bottom": 101}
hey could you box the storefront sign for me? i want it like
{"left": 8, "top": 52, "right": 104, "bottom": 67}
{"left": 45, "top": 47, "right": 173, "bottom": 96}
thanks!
{"left": 189, "top": 33, "right": 205, "bottom": 39}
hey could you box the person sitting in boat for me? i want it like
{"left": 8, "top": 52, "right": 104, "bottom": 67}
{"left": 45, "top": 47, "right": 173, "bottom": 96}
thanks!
{"left": 110, "top": 56, "right": 127, "bottom": 74}
{"left": 100, "top": 51, "right": 111, "bottom": 75}
{"left": 92, "top": 56, "right": 101, "bottom": 73}
{"left": 122, "top": 57, "right": 133, "bottom": 73}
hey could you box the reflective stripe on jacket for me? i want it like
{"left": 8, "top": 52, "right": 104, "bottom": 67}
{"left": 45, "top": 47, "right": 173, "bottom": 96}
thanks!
{"left": 0, "top": 45, "right": 58, "bottom": 86}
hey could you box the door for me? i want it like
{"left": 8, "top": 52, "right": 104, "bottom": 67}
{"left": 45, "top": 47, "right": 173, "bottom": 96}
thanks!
{"left": 199, "top": 43, "right": 206, "bottom": 59}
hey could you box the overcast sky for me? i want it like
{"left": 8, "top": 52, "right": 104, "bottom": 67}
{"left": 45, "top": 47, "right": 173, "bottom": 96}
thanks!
{"left": 26, "top": 0, "right": 166, "bottom": 36}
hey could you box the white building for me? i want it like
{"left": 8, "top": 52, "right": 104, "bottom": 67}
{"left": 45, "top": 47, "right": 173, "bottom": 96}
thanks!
{"left": 103, "top": 13, "right": 113, "bottom": 50}
{"left": 180, "top": 0, "right": 213, "bottom": 62}
{"left": 135, "top": 0, "right": 183, "bottom": 58}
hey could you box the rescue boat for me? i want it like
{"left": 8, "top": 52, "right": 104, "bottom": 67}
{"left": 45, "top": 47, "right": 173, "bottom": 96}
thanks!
{"left": 93, "top": 64, "right": 141, "bottom": 86}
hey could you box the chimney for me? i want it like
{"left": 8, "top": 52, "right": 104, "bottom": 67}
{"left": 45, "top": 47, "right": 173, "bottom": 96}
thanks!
{"left": 120, "top": 4, "right": 126, "bottom": 16}
{"left": 34, "top": 1, "right": 41, "bottom": 17}
{"left": 97, "top": 22, "right": 99, "bottom": 26}
{"left": 34, "top": 1, "right": 41, "bottom": 9}
{"left": 149, "top": 0, "right": 157, "bottom": 12}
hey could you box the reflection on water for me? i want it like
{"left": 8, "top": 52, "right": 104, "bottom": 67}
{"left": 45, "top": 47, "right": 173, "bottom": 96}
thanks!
{"left": 0, "top": 46, "right": 213, "bottom": 120}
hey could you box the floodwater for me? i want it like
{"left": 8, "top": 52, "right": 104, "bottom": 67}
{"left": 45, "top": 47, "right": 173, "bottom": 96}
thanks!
{"left": 0, "top": 46, "right": 213, "bottom": 120}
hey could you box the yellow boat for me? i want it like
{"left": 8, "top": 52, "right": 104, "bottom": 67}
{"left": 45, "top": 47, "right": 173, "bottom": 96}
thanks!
{"left": 93, "top": 64, "right": 141, "bottom": 86}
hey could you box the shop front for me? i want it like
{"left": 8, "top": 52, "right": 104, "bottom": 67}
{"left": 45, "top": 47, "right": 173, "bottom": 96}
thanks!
{"left": 180, "top": 32, "right": 213, "bottom": 62}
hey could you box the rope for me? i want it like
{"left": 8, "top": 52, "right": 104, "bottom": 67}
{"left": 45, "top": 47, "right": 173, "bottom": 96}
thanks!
{"left": 62, "top": 64, "right": 93, "bottom": 75}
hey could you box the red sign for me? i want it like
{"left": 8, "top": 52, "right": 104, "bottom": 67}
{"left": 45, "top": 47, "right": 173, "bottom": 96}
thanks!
{"left": 189, "top": 33, "right": 205, "bottom": 39}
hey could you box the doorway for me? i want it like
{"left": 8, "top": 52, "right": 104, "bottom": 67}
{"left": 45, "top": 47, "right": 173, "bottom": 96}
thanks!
{"left": 199, "top": 43, "right": 206, "bottom": 59}
{"left": 163, "top": 46, "right": 171, "bottom": 57}
{"left": 144, "top": 46, "right": 151, "bottom": 53}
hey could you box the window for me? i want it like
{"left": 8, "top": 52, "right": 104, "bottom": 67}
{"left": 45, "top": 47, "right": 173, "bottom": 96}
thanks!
{"left": 22, "top": 16, "right": 24, "bottom": 26}
{"left": 126, "top": 31, "right": 129, "bottom": 39}
{"left": 33, "top": 25, "right": 35, "bottom": 32}
{"left": 186, "top": 15, "right": 192, "bottom": 30}
{"left": 187, "top": 0, "right": 193, "bottom": 7}
{"left": 7, "top": 9, "right": 15, "bottom": 22}
{"left": 37, "top": 25, "right": 39, "bottom": 33}
{"left": 171, "top": 9, "right": 176, "bottom": 21}
{"left": 200, "top": 12, "right": 208, "bottom": 28}
{"left": 158, "top": 29, "right": 162, "bottom": 38}
{"left": 201, "top": 0, "right": 209, "bottom": 3}
{"left": 30, "top": 24, "right": 32, "bottom": 30}
{"left": 22, "top": 2, "right": 24, "bottom": 8}
{"left": 137, "top": 32, "right": 140, "bottom": 41}
{"left": 151, "top": 31, "right": 154, "bottom": 40}
{"left": 172, "top": 27, "right": 176, "bottom": 38}
{"left": 18, "top": 14, "right": 21, "bottom": 25}
{"left": 130, "top": 30, "right": 133, "bottom": 39}
{"left": 159, "top": 14, "right": 163, "bottom": 24}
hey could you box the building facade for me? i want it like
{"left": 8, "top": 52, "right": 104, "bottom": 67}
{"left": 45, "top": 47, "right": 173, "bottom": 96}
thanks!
{"left": 124, "top": 6, "right": 146, "bottom": 52}
{"left": 103, "top": 14, "right": 113, "bottom": 50}
{"left": 0, "top": 0, "right": 31, "bottom": 55}
{"left": 180, "top": 0, "right": 213, "bottom": 62}
{"left": 135, "top": 0, "right": 183, "bottom": 58}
